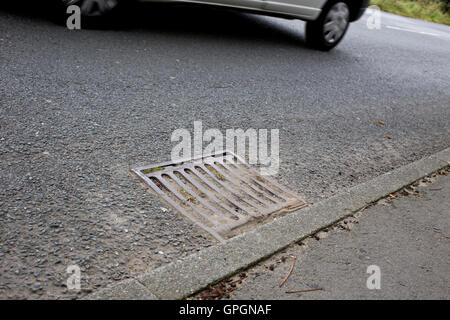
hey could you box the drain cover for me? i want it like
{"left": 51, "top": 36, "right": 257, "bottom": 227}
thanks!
{"left": 132, "top": 151, "right": 308, "bottom": 242}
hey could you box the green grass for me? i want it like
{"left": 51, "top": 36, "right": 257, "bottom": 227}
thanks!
{"left": 371, "top": 0, "right": 450, "bottom": 25}
{"left": 141, "top": 166, "right": 164, "bottom": 174}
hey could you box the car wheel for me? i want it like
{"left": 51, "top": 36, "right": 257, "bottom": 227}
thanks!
{"left": 62, "top": 0, "right": 120, "bottom": 17}
{"left": 305, "top": 1, "right": 350, "bottom": 51}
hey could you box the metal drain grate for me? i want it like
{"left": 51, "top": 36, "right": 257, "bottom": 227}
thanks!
{"left": 132, "top": 151, "right": 309, "bottom": 242}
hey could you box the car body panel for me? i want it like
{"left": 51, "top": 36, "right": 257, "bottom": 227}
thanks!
{"left": 262, "top": 0, "right": 325, "bottom": 20}
{"left": 139, "top": 0, "right": 326, "bottom": 20}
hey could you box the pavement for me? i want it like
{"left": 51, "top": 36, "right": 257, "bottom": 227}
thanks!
{"left": 223, "top": 169, "right": 449, "bottom": 300}
{"left": 0, "top": 2, "right": 449, "bottom": 299}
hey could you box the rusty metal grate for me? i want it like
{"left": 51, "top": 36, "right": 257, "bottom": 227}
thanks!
{"left": 132, "top": 151, "right": 309, "bottom": 242}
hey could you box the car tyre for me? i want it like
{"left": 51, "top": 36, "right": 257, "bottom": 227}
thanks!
{"left": 305, "top": 1, "right": 350, "bottom": 51}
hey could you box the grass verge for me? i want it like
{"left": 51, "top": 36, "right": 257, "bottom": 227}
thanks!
{"left": 371, "top": 0, "right": 450, "bottom": 25}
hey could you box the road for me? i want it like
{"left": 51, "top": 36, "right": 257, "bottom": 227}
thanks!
{"left": 0, "top": 2, "right": 449, "bottom": 299}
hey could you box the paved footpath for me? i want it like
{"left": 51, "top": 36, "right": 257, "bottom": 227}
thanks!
{"left": 228, "top": 171, "right": 449, "bottom": 300}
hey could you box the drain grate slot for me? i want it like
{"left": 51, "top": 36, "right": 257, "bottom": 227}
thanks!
{"left": 132, "top": 151, "right": 309, "bottom": 242}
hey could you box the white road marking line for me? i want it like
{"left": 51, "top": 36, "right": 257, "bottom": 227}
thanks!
{"left": 386, "top": 25, "right": 439, "bottom": 37}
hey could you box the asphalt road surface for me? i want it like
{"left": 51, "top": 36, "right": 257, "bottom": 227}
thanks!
{"left": 0, "top": 2, "right": 449, "bottom": 299}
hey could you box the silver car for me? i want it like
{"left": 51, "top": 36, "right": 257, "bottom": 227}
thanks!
{"left": 62, "top": 0, "right": 370, "bottom": 50}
